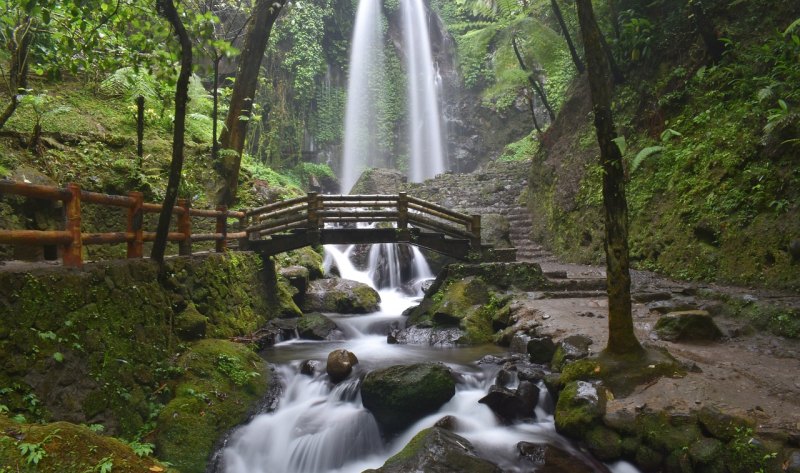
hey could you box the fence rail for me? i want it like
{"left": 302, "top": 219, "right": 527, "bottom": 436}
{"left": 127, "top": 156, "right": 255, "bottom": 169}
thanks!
{"left": 245, "top": 192, "right": 482, "bottom": 248}
{"left": 1, "top": 181, "right": 486, "bottom": 267}
{"left": 0, "top": 179, "right": 243, "bottom": 268}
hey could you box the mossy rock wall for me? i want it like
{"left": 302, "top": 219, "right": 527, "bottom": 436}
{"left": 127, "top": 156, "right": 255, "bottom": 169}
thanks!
{"left": 0, "top": 253, "right": 293, "bottom": 439}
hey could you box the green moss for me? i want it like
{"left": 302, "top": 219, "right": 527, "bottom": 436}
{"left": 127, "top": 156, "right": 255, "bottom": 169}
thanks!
{"left": 155, "top": 339, "right": 268, "bottom": 473}
{"left": 554, "top": 381, "right": 605, "bottom": 438}
{"left": 0, "top": 416, "right": 173, "bottom": 473}
{"left": 274, "top": 246, "right": 325, "bottom": 280}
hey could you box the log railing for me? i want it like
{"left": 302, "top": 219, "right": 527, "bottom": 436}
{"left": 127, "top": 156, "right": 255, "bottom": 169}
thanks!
{"left": 0, "top": 180, "right": 246, "bottom": 268}
{"left": 245, "top": 192, "right": 482, "bottom": 248}
{"left": 0, "top": 182, "right": 483, "bottom": 268}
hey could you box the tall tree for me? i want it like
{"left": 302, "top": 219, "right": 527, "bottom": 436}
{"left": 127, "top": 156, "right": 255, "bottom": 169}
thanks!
{"left": 151, "top": 0, "right": 192, "bottom": 263}
{"left": 216, "top": 0, "right": 287, "bottom": 207}
{"left": 550, "top": 0, "right": 585, "bottom": 73}
{"left": 575, "top": 0, "right": 642, "bottom": 355}
{"left": 512, "top": 35, "right": 556, "bottom": 121}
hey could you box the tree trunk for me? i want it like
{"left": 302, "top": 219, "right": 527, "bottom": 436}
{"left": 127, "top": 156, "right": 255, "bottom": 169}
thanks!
{"left": 0, "top": 16, "right": 33, "bottom": 130}
{"left": 211, "top": 55, "right": 221, "bottom": 163}
{"left": 216, "top": 0, "right": 287, "bottom": 206}
{"left": 512, "top": 36, "right": 556, "bottom": 121}
{"left": 607, "top": 0, "right": 621, "bottom": 39}
{"left": 551, "top": 0, "right": 585, "bottom": 73}
{"left": 136, "top": 95, "right": 145, "bottom": 162}
{"left": 151, "top": 0, "right": 193, "bottom": 264}
{"left": 689, "top": 0, "right": 725, "bottom": 63}
{"left": 575, "top": 0, "right": 643, "bottom": 355}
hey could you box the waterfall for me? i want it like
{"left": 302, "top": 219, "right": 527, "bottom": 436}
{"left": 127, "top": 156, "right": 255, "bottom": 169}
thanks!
{"left": 341, "top": 0, "right": 386, "bottom": 193}
{"left": 402, "top": 0, "right": 446, "bottom": 183}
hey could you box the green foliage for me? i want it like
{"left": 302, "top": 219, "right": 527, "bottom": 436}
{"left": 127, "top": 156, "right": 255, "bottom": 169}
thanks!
{"left": 125, "top": 440, "right": 154, "bottom": 458}
{"left": 215, "top": 353, "right": 260, "bottom": 387}
{"left": 498, "top": 133, "right": 538, "bottom": 162}
{"left": 617, "top": 11, "right": 654, "bottom": 62}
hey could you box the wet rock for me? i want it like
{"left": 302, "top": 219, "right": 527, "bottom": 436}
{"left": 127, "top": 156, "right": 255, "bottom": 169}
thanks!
{"left": 647, "top": 298, "right": 699, "bottom": 314}
{"left": 529, "top": 442, "right": 611, "bottom": 473}
{"left": 785, "top": 450, "right": 800, "bottom": 473}
{"left": 296, "top": 313, "right": 338, "bottom": 340}
{"left": 388, "top": 326, "right": 466, "bottom": 346}
{"left": 326, "top": 349, "right": 358, "bottom": 383}
{"left": 550, "top": 335, "right": 593, "bottom": 371}
{"left": 478, "top": 381, "right": 539, "bottom": 423}
{"left": 361, "top": 363, "right": 455, "bottom": 433}
{"left": 350, "top": 168, "right": 407, "bottom": 195}
{"left": 555, "top": 381, "right": 606, "bottom": 438}
{"left": 434, "top": 415, "right": 460, "bottom": 431}
{"left": 527, "top": 337, "right": 557, "bottom": 364}
{"left": 653, "top": 310, "right": 723, "bottom": 342}
{"left": 495, "top": 368, "right": 514, "bottom": 387}
{"left": 365, "top": 427, "right": 501, "bottom": 473}
{"left": 299, "top": 359, "right": 321, "bottom": 377}
{"left": 303, "top": 278, "right": 380, "bottom": 314}
{"left": 509, "top": 333, "right": 531, "bottom": 353}
{"left": 697, "top": 405, "right": 754, "bottom": 442}
{"left": 174, "top": 303, "right": 207, "bottom": 341}
{"left": 279, "top": 265, "right": 309, "bottom": 307}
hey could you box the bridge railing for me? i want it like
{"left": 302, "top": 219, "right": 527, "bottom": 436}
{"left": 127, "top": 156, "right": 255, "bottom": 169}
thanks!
{"left": 246, "top": 192, "right": 482, "bottom": 248}
{"left": 0, "top": 180, "right": 246, "bottom": 268}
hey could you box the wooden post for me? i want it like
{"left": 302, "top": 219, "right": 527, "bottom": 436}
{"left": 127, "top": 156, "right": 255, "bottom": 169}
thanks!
{"left": 127, "top": 191, "right": 144, "bottom": 259}
{"left": 62, "top": 183, "right": 83, "bottom": 268}
{"left": 398, "top": 193, "right": 408, "bottom": 230}
{"left": 470, "top": 215, "right": 482, "bottom": 250}
{"left": 215, "top": 205, "right": 227, "bottom": 253}
{"left": 238, "top": 213, "right": 250, "bottom": 251}
{"left": 178, "top": 198, "right": 191, "bottom": 256}
{"left": 307, "top": 192, "right": 320, "bottom": 245}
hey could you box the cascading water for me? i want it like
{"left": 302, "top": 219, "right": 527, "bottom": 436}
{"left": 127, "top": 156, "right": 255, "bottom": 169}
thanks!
{"left": 402, "top": 0, "right": 447, "bottom": 183}
{"left": 341, "top": 0, "right": 387, "bottom": 193}
{"left": 340, "top": 0, "right": 447, "bottom": 192}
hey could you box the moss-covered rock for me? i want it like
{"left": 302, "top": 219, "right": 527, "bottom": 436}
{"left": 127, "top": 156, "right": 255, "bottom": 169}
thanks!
{"left": 637, "top": 410, "right": 703, "bottom": 454}
{"left": 585, "top": 425, "right": 622, "bottom": 461}
{"left": 361, "top": 363, "right": 456, "bottom": 434}
{"left": 175, "top": 302, "right": 207, "bottom": 341}
{"left": 274, "top": 246, "right": 325, "bottom": 280}
{"left": 554, "top": 380, "right": 606, "bottom": 438}
{"left": 653, "top": 310, "right": 724, "bottom": 342}
{"left": 154, "top": 339, "right": 269, "bottom": 473}
{"left": 697, "top": 405, "right": 755, "bottom": 442}
{"left": 297, "top": 312, "right": 338, "bottom": 340}
{"left": 303, "top": 278, "right": 380, "bottom": 313}
{"left": 0, "top": 415, "right": 173, "bottom": 472}
{"left": 365, "top": 427, "right": 501, "bottom": 473}
{"left": 689, "top": 437, "right": 725, "bottom": 472}
{"left": 428, "top": 262, "right": 549, "bottom": 293}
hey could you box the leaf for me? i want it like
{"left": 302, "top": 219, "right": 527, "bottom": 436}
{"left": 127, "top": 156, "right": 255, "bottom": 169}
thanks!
{"left": 612, "top": 136, "right": 627, "bottom": 155}
{"left": 660, "top": 128, "right": 683, "bottom": 142}
{"left": 631, "top": 146, "right": 664, "bottom": 172}
{"left": 149, "top": 466, "right": 165, "bottom": 472}
{"left": 52, "top": 352, "right": 64, "bottom": 363}
{"left": 784, "top": 17, "right": 800, "bottom": 36}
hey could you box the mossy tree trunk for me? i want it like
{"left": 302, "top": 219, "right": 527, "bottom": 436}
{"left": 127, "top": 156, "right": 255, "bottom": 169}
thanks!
{"left": 689, "top": 0, "right": 725, "bottom": 62}
{"left": 575, "top": 0, "right": 643, "bottom": 355}
{"left": 151, "top": 0, "right": 192, "bottom": 264}
{"left": 216, "top": 0, "right": 287, "bottom": 207}
{"left": 0, "top": 15, "right": 32, "bottom": 130}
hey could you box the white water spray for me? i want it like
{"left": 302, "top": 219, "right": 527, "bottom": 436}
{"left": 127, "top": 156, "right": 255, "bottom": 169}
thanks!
{"left": 341, "top": 0, "right": 386, "bottom": 193}
{"left": 402, "top": 0, "right": 446, "bottom": 182}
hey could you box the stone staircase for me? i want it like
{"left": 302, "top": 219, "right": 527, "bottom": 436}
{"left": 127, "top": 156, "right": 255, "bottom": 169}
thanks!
{"left": 409, "top": 159, "right": 607, "bottom": 299}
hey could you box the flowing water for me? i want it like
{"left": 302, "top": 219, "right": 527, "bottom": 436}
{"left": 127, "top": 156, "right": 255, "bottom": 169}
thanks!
{"left": 219, "top": 245, "right": 639, "bottom": 473}
{"left": 340, "top": 0, "right": 447, "bottom": 192}
{"left": 402, "top": 0, "right": 447, "bottom": 183}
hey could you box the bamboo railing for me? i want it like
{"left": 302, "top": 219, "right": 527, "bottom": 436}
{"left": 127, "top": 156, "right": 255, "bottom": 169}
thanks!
{"left": 0, "top": 180, "right": 246, "bottom": 268}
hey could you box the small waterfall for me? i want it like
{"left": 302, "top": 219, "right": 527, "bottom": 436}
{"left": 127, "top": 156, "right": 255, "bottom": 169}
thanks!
{"left": 341, "top": 0, "right": 386, "bottom": 193}
{"left": 402, "top": 0, "right": 447, "bottom": 182}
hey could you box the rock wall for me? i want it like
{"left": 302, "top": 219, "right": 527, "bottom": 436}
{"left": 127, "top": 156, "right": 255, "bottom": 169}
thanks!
{"left": 0, "top": 253, "right": 299, "bottom": 441}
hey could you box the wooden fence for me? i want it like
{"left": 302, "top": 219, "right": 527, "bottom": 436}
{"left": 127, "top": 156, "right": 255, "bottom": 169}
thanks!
{"left": 0, "top": 180, "right": 246, "bottom": 268}
{"left": 245, "top": 192, "right": 482, "bottom": 249}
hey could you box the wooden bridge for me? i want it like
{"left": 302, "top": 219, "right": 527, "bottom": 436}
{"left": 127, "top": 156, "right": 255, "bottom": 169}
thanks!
{"left": 0, "top": 180, "right": 514, "bottom": 268}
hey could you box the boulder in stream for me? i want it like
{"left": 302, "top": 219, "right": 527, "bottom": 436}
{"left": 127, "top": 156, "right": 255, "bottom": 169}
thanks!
{"left": 361, "top": 362, "right": 456, "bottom": 433}
{"left": 364, "top": 427, "right": 501, "bottom": 473}
{"left": 303, "top": 278, "right": 380, "bottom": 314}
{"left": 326, "top": 349, "right": 359, "bottom": 383}
{"left": 478, "top": 381, "right": 539, "bottom": 423}
{"left": 297, "top": 312, "right": 340, "bottom": 340}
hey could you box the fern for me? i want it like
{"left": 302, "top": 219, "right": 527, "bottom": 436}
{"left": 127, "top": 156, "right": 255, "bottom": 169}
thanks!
{"left": 99, "top": 67, "right": 158, "bottom": 102}
{"left": 630, "top": 146, "right": 664, "bottom": 172}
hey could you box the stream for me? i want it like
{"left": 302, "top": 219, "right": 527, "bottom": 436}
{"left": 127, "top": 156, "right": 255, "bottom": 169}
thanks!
{"left": 216, "top": 244, "right": 639, "bottom": 473}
